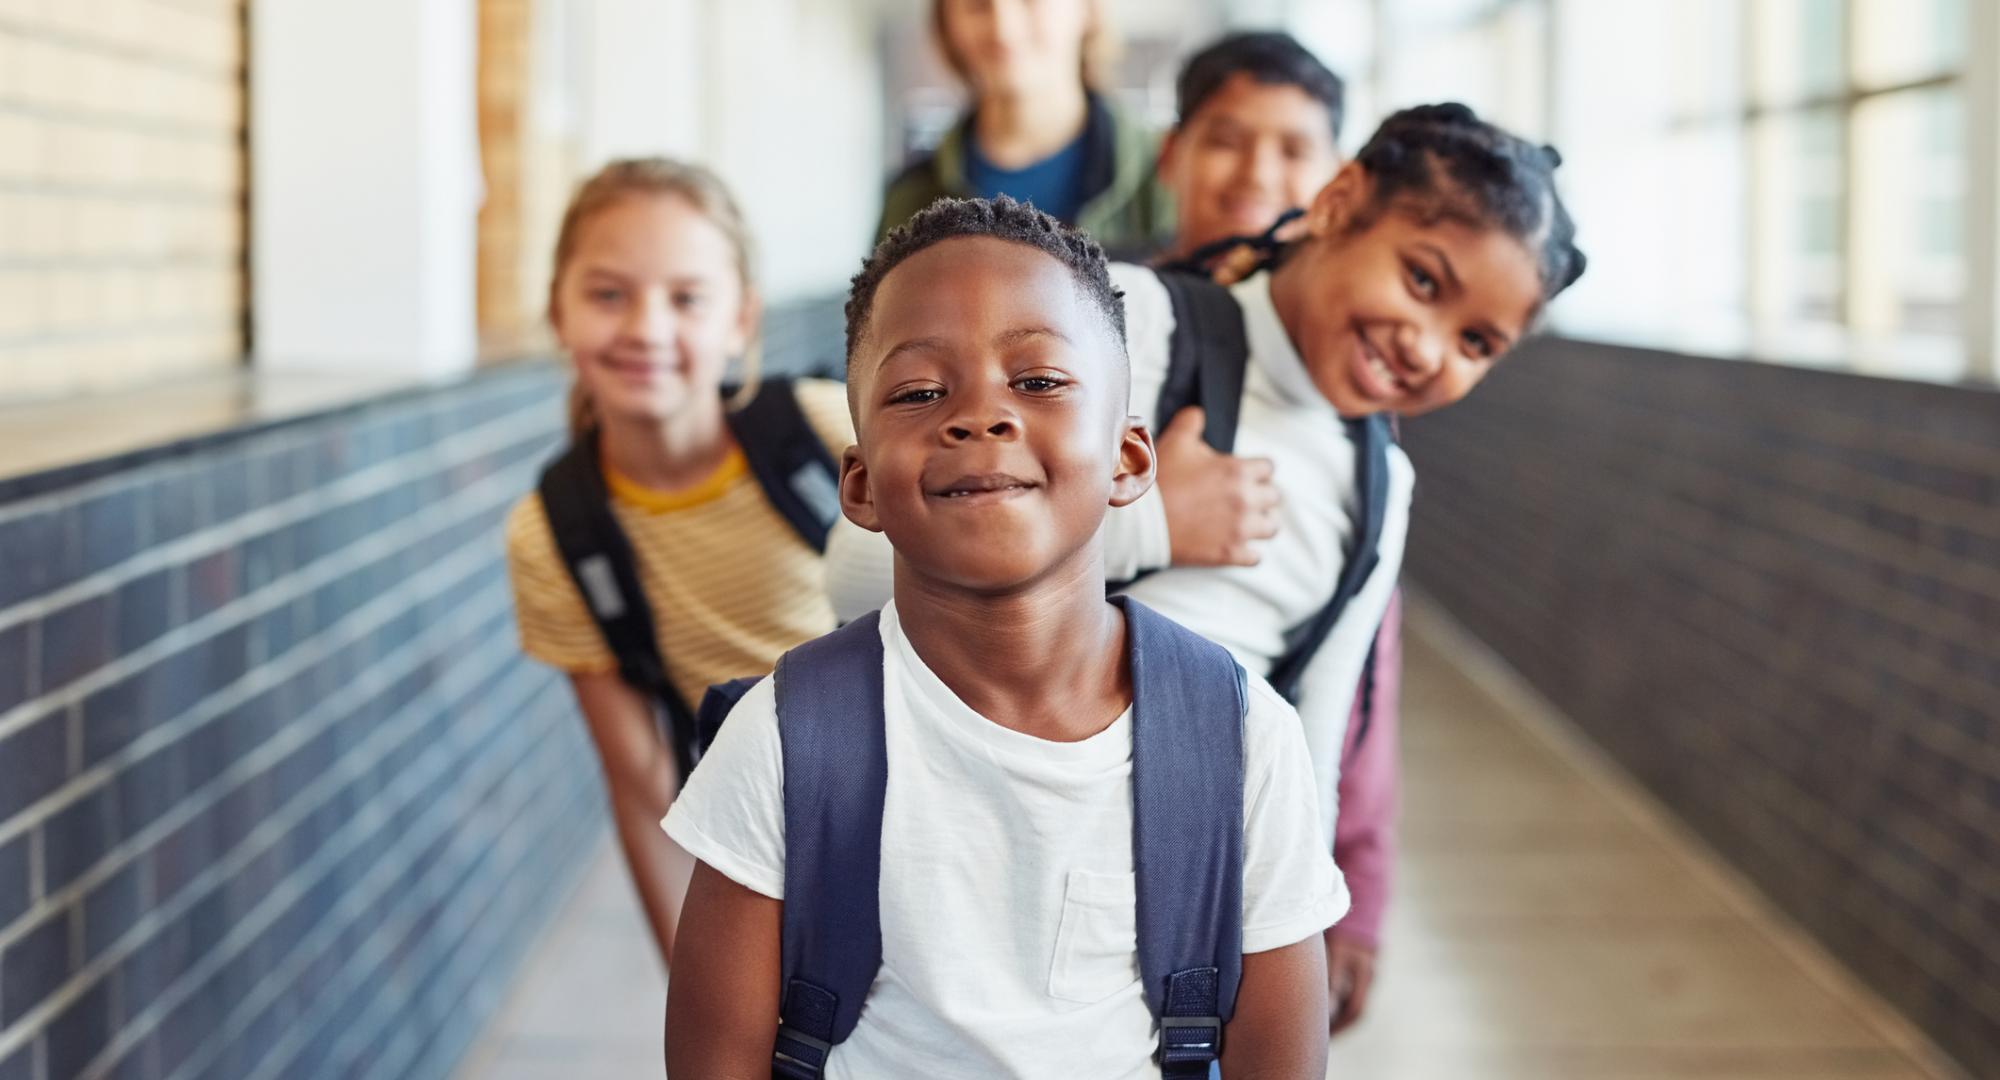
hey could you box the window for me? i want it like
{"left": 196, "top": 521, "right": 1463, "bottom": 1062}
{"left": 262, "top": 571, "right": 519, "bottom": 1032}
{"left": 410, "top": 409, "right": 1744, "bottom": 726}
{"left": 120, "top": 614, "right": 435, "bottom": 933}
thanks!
{"left": 1549, "top": 0, "right": 1990, "bottom": 382}
{"left": 1334, "top": 0, "right": 1993, "bottom": 384}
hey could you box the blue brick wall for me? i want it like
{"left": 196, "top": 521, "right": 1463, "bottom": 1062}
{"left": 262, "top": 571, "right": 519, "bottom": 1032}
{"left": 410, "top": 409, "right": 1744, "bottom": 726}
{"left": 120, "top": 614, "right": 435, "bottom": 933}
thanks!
{"left": 0, "top": 363, "right": 606, "bottom": 1080}
{"left": 1399, "top": 337, "right": 2000, "bottom": 1076}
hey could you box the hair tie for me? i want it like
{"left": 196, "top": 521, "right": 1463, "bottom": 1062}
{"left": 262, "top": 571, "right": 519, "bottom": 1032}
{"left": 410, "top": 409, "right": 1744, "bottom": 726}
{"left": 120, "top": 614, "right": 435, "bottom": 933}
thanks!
{"left": 1540, "top": 144, "right": 1564, "bottom": 169}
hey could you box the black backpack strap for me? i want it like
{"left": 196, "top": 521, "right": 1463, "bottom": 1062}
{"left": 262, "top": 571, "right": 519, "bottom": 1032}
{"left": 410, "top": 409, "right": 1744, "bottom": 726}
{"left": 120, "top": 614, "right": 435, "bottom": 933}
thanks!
{"left": 1350, "top": 638, "right": 1381, "bottom": 756}
{"left": 1117, "top": 596, "right": 1246, "bottom": 1076}
{"left": 537, "top": 435, "right": 700, "bottom": 782}
{"left": 1267, "top": 413, "right": 1393, "bottom": 701}
{"left": 693, "top": 676, "right": 762, "bottom": 755}
{"left": 771, "top": 613, "right": 888, "bottom": 1080}
{"left": 1154, "top": 271, "right": 1251, "bottom": 454}
{"left": 1155, "top": 208, "right": 1303, "bottom": 283}
{"left": 726, "top": 379, "right": 843, "bottom": 553}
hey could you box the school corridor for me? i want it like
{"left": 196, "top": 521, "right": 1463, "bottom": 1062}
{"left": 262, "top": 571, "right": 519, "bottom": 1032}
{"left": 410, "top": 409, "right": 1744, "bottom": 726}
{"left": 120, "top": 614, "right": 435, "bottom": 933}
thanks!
{"left": 452, "top": 596, "right": 1957, "bottom": 1080}
{"left": 3, "top": 0, "right": 1998, "bottom": 1077}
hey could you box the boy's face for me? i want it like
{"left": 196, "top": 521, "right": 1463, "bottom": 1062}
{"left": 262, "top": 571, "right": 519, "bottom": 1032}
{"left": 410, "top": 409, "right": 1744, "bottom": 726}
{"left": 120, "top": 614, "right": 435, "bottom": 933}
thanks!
{"left": 1160, "top": 72, "right": 1342, "bottom": 256}
{"left": 843, "top": 236, "right": 1153, "bottom": 593}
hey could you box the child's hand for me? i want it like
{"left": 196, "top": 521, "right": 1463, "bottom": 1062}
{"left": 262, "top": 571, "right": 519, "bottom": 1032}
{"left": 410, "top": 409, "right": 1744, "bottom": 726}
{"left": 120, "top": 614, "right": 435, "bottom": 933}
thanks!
{"left": 1157, "top": 406, "right": 1282, "bottom": 567}
{"left": 1209, "top": 243, "right": 1264, "bottom": 286}
{"left": 1325, "top": 929, "right": 1377, "bottom": 1035}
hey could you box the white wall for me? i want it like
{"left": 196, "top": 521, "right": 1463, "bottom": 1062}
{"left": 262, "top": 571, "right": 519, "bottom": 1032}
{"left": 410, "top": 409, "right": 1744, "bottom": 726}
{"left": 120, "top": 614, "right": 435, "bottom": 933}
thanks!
{"left": 703, "top": 0, "right": 886, "bottom": 302}
{"left": 251, "top": 0, "right": 481, "bottom": 377}
{"left": 555, "top": 0, "right": 884, "bottom": 304}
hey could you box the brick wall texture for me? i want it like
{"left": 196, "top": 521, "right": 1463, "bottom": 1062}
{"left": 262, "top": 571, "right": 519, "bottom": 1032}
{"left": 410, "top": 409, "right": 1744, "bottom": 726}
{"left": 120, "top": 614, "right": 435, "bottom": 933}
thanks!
{"left": 0, "top": 0, "right": 248, "bottom": 402}
{"left": 0, "top": 364, "right": 604, "bottom": 1080}
{"left": 1399, "top": 337, "right": 2000, "bottom": 1076}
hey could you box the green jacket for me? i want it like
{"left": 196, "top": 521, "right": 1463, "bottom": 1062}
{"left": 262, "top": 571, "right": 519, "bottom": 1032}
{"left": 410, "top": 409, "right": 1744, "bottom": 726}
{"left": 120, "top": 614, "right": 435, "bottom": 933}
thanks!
{"left": 876, "top": 93, "right": 1176, "bottom": 260}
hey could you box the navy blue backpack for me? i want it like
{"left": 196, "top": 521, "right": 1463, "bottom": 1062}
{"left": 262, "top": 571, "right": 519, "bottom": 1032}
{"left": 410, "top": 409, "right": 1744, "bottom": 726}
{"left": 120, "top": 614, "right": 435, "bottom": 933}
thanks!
{"left": 697, "top": 596, "right": 1249, "bottom": 1079}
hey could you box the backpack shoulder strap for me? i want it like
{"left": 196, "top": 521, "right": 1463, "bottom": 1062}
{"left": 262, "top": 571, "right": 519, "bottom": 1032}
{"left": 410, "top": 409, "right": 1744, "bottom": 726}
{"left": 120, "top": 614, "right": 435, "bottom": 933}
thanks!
{"left": 1267, "top": 412, "right": 1393, "bottom": 701}
{"left": 536, "top": 435, "right": 699, "bottom": 782}
{"left": 1154, "top": 270, "right": 1251, "bottom": 454}
{"left": 771, "top": 612, "right": 888, "bottom": 1080}
{"left": 1116, "top": 596, "right": 1246, "bottom": 1075}
{"left": 726, "top": 379, "right": 843, "bottom": 553}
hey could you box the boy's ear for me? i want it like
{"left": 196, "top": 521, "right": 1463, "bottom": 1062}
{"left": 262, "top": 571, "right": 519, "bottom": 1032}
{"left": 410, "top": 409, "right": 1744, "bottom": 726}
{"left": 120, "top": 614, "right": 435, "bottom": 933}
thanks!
{"left": 839, "top": 445, "right": 885, "bottom": 533}
{"left": 1155, "top": 128, "right": 1184, "bottom": 191}
{"left": 1304, "top": 160, "right": 1370, "bottom": 239}
{"left": 1109, "top": 416, "right": 1156, "bottom": 508}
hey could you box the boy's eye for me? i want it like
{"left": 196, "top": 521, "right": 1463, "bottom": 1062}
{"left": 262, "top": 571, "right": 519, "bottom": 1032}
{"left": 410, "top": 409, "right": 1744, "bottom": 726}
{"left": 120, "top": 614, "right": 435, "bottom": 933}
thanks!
{"left": 1462, "top": 330, "right": 1494, "bottom": 359}
{"left": 888, "top": 387, "right": 943, "bottom": 406}
{"left": 1407, "top": 262, "right": 1438, "bottom": 300}
{"left": 674, "top": 291, "right": 707, "bottom": 310}
{"left": 589, "top": 287, "right": 624, "bottom": 304}
{"left": 1013, "top": 375, "right": 1067, "bottom": 393}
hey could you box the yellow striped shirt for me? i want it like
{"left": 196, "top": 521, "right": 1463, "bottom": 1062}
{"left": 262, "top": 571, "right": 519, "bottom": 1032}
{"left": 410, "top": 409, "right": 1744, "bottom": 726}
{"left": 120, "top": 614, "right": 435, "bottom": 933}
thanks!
{"left": 504, "top": 378, "right": 855, "bottom": 707}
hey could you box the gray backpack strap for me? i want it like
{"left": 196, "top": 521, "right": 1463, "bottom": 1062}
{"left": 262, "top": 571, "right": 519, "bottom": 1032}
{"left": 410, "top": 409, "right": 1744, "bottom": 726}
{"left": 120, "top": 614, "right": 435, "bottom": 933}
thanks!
{"left": 771, "top": 613, "right": 888, "bottom": 1080}
{"left": 1117, "top": 596, "right": 1247, "bottom": 1075}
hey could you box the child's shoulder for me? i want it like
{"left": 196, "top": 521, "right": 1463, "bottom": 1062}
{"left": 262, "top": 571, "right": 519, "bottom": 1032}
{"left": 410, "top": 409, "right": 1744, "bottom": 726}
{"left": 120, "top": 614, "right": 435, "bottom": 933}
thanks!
{"left": 1238, "top": 673, "right": 1311, "bottom": 767}
{"left": 1107, "top": 262, "right": 1176, "bottom": 371}
{"left": 787, "top": 376, "right": 857, "bottom": 456}
{"left": 1107, "top": 261, "right": 1170, "bottom": 316}
{"left": 502, "top": 492, "right": 558, "bottom": 567}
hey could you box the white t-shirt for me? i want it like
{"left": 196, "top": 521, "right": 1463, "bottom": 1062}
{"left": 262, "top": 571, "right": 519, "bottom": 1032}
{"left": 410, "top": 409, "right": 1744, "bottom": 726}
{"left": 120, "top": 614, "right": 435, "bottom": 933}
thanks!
{"left": 1111, "top": 266, "right": 1413, "bottom": 840}
{"left": 823, "top": 265, "right": 1412, "bottom": 843}
{"left": 664, "top": 601, "right": 1347, "bottom": 1080}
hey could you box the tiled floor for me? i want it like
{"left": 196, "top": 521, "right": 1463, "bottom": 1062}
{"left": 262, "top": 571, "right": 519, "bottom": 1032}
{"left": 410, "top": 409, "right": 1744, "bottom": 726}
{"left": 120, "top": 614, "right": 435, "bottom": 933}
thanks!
{"left": 455, "top": 598, "right": 1960, "bottom": 1080}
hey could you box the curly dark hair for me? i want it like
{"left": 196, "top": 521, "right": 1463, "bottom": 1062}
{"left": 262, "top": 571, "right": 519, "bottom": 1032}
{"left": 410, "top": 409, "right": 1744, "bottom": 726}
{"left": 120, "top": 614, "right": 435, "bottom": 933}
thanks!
{"left": 1177, "top": 31, "right": 1344, "bottom": 142}
{"left": 844, "top": 196, "right": 1127, "bottom": 369}
{"left": 1351, "top": 103, "right": 1587, "bottom": 301}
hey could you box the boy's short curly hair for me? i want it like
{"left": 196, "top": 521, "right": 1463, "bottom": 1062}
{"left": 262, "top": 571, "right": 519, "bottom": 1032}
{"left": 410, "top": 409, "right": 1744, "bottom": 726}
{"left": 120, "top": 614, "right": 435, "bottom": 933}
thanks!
{"left": 844, "top": 196, "right": 1127, "bottom": 369}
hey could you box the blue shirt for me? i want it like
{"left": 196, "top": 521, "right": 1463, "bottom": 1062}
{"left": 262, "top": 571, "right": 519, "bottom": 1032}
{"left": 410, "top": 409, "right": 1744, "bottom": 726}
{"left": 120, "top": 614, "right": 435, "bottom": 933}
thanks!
{"left": 964, "top": 127, "right": 1091, "bottom": 224}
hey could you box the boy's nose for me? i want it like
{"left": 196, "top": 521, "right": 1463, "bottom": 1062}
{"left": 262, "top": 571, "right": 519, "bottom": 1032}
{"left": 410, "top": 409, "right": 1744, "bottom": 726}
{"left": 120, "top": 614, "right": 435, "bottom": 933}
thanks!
{"left": 943, "top": 403, "right": 1021, "bottom": 443}
{"left": 1242, "top": 141, "right": 1283, "bottom": 190}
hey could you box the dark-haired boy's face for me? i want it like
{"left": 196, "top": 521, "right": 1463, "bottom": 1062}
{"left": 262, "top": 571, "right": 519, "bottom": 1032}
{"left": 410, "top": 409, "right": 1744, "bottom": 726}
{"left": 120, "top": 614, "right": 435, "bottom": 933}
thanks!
{"left": 1161, "top": 72, "right": 1342, "bottom": 256}
{"left": 842, "top": 236, "right": 1153, "bottom": 594}
{"left": 1282, "top": 164, "right": 1543, "bottom": 418}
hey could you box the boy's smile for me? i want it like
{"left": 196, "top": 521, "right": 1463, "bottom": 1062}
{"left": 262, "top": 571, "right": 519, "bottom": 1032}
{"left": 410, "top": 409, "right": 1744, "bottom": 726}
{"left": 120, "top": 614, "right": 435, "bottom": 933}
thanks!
{"left": 842, "top": 235, "right": 1153, "bottom": 594}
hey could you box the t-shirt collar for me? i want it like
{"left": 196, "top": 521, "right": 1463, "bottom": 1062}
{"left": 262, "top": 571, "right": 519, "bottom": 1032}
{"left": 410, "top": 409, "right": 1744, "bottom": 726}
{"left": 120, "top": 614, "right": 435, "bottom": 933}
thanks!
{"left": 1231, "top": 270, "right": 1330, "bottom": 411}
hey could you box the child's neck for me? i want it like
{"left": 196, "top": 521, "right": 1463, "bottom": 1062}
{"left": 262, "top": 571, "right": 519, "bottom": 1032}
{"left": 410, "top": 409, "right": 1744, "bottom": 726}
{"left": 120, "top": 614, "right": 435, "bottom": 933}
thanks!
{"left": 893, "top": 545, "right": 1131, "bottom": 743}
{"left": 972, "top": 81, "right": 1089, "bottom": 170}
{"left": 598, "top": 397, "right": 733, "bottom": 492}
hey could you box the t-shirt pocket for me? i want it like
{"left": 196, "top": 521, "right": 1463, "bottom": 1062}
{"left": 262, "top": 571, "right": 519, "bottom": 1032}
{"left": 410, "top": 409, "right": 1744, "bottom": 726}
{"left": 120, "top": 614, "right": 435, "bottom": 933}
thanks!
{"left": 1047, "top": 868, "right": 1141, "bottom": 1004}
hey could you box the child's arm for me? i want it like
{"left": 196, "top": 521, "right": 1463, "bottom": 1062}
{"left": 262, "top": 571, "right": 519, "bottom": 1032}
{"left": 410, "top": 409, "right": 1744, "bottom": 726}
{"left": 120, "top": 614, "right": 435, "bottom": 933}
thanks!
{"left": 569, "top": 673, "right": 693, "bottom": 965}
{"left": 1218, "top": 937, "right": 1331, "bottom": 1078}
{"left": 1327, "top": 592, "right": 1404, "bottom": 1033}
{"left": 665, "top": 861, "right": 783, "bottom": 1077}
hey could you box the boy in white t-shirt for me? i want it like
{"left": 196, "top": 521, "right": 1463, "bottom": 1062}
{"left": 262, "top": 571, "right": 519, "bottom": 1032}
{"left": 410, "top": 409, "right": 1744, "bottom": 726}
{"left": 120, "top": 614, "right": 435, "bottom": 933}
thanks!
{"left": 663, "top": 197, "right": 1346, "bottom": 1079}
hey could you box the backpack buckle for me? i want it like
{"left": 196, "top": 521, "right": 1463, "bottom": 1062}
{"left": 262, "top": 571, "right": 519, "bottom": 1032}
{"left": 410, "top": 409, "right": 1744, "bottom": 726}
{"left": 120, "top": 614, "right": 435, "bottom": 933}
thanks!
{"left": 1155, "top": 1014, "right": 1223, "bottom": 1070}
{"left": 772, "top": 1023, "right": 834, "bottom": 1080}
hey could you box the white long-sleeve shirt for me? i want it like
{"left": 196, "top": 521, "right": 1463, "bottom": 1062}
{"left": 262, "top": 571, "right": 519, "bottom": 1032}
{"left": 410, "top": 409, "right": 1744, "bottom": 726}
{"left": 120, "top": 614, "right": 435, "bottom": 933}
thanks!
{"left": 823, "top": 264, "right": 1412, "bottom": 843}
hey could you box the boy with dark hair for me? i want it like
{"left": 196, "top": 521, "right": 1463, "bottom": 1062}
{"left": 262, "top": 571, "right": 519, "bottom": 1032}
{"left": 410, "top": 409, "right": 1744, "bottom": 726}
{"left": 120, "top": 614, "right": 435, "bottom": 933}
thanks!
{"left": 663, "top": 196, "right": 1345, "bottom": 1079}
{"left": 1157, "top": 31, "right": 1346, "bottom": 268}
